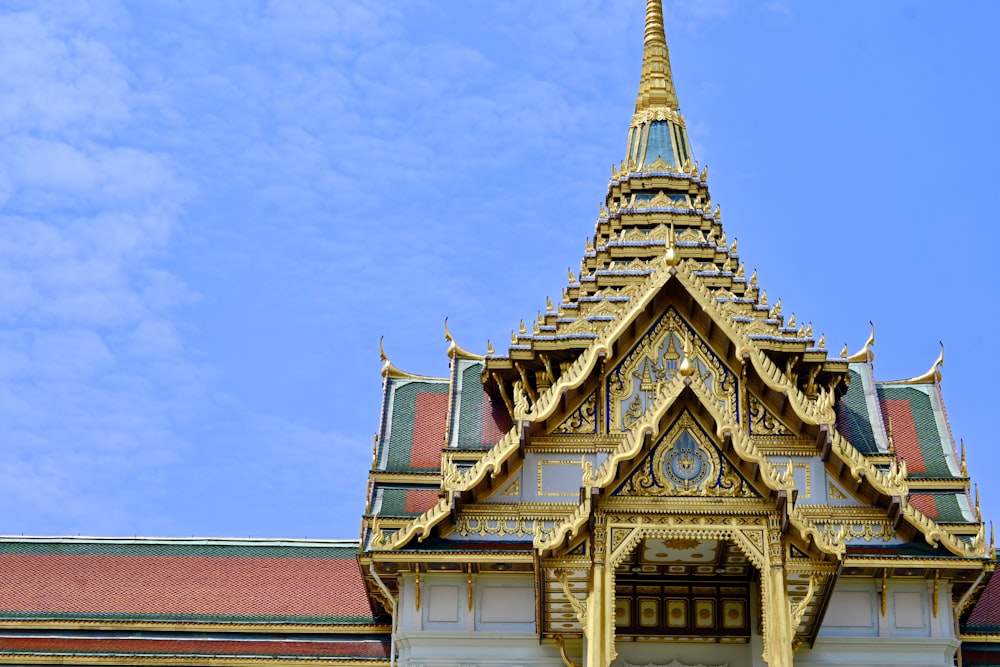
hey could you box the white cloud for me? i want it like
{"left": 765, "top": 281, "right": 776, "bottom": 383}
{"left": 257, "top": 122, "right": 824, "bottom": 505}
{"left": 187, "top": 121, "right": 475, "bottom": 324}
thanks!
{"left": 0, "top": 2, "right": 200, "bottom": 534}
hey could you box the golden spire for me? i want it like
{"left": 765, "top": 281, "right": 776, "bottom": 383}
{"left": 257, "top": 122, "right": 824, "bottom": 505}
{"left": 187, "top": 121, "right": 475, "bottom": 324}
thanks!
{"left": 635, "top": 0, "right": 679, "bottom": 112}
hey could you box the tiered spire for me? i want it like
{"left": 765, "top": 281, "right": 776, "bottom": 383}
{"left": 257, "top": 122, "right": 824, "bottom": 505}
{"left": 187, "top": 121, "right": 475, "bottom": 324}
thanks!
{"left": 635, "top": 0, "right": 679, "bottom": 112}
{"left": 485, "top": 0, "right": 840, "bottom": 407}
{"left": 625, "top": 0, "right": 690, "bottom": 169}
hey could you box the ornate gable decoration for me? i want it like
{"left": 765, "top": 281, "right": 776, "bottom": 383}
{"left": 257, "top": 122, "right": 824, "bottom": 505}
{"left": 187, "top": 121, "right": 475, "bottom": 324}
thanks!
{"left": 554, "top": 390, "right": 598, "bottom": 434}
{"left": 613, "top": 412, "right": 758, "bottom": 498}
{"left": 607, "top": 307, "right": 736, "bottom": 432}
{"left": 747, "top": 393, "right": 794, "bottom": 437}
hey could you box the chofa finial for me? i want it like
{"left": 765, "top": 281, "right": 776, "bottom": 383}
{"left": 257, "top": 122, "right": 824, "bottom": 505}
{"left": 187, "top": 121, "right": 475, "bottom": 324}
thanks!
{"left": 846, "top": 321, "right": 876, "bottom": 363}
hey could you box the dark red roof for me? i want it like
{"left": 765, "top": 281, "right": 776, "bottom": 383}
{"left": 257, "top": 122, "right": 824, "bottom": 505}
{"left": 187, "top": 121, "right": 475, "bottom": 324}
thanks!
{"left": 0, "top": 540, "right": 375, "bottom": 623}
{"left": 966, "top": 568, "right": 1000, "bottom": 628}
{"left": 0, "top": 636, "right": 389, "bottom": 659}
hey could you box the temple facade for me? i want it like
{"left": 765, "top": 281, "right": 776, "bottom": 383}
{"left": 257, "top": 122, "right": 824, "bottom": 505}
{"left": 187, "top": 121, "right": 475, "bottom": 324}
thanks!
{"left": 2, "top": 2, "right": 998, "bottom": 666}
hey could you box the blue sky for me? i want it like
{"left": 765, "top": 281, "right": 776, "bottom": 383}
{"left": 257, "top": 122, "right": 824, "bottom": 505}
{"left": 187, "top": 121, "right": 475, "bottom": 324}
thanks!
{"left": 3, "top": 1, "right": 998, "bottom": 540}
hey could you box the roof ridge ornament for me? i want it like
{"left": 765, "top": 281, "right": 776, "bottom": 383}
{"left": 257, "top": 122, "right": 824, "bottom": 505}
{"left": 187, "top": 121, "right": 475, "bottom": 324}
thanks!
{"left": 635, "top": 0, "right": 679, "bottom": 112}
{"left": 884, "top": 342, "right": 945, "bottom": 385}
{"left": 846, "top": 321, "right": 876, "bottom": 363}
{"left": 444, "top": 317, "right": 484, "bottom": 360}
{"left": 379, "top": 336, "right": 441, "bottom": 380}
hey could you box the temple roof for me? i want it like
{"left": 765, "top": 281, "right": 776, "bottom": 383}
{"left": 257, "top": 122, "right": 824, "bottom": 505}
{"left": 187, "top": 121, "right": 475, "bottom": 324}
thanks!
{"left": 964, "top": 561, "right": 1000, "bottom": 633}
{"left": 0, "top": 537, "right": 388, "bottom": 664}
{"left": 0, "top": 537, "right": 379, "bottom": 626}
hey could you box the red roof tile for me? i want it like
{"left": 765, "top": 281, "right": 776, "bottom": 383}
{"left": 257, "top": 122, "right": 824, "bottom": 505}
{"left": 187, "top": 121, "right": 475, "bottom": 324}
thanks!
{"left": 882, "top": 398, "right": 926, "bottom": 474}
{"left": 0, "top": 554, "right": 372, "bottom": 619}
{"left": 411, "top": 392, "right": 448, "bottom": 469}
{"left": 402, "top": 489, "right": 440, "bottom": 515}
{"left": 0, "top": 636, "right": 389, "bottom": 659}
{"left": 480, "top": 390, "right": 511, "bottom": 445}
{"left": 907, "top": 493, "right": 937, "bottom": 519}
{"left": 967, "top": 569, "right": 1000, "bottom": 627}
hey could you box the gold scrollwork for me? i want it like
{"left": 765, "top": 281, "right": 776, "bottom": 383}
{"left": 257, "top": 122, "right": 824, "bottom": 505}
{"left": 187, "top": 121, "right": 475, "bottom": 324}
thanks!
{"left": 607, "top": 308, "right": 736, "bottom": 432}
{"left": 816, "top": 521, "right": 894, "bottom": 543}
{"left": 454, "top": 516, "right": 535, "bottom": 538}
{"left": 615, "top": 412, "right": 754, "bottom": 498}
{"left": 556, "top": 392, "right": 597, "bottom": 434}
{"left": 748, "top": 393, "right": 792, "bottom": 436}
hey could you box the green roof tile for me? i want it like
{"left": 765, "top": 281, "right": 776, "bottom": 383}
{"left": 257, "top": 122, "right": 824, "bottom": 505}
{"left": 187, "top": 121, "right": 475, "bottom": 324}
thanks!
{"left": 836, "top": 369, "right": 880, "bottom": 454}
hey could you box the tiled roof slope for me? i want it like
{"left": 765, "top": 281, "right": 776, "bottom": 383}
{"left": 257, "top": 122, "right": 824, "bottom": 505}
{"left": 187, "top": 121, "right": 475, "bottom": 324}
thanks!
{"left": 0, "top": 538, "right": 378, "bottom": 625}
{"left": 908, "top": 492, "right": 971, "bottom": 523}
{"left": 374, "top": 487, "right": 440, "bottom": 518}
{"left": 964, "top": 564, "right": 1000, "bottom": 632}
{"left": 832, "top": 363, "right": 974, "bottom": 527}
{"left": 877, "top": 382, "right": 958, "bottom": 479}
{"left": 447, "top": 359, "right": 511, "bottom": 450}
{"left": 376, "top": 376, "right": 449, "bottom": 473}
{"left": 835, "top": 364, "right": 887, "bottom": 455}
{"left": 0, "top": 635, "right": 390, "bottom": 662}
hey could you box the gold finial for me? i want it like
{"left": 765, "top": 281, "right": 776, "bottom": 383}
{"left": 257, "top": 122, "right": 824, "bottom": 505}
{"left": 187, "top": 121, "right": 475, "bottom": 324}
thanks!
{"left": 961, "top": 440, "right": 968, "bottom": 477}
{"left": 818, "top": 333, "right": 826, "bottom": 349}
{"left": 806, "top": 322, "right": 813, "bottom": 337}
{"left": 635, "top": 0, "right": 679, "bottom": 112}
{"left": 840, "top": 344, "right": 849, "bottom": 359}
{"left": 664, "top": 223, "right": 679, "bottom": 266}
{"left": 759, "top": 290, "right": 767, "bottom": 307}
{"left": 736, "top": 262, "right": 745, "bottom": 278}
{"left": 714, "top": 203, "right": 721, "bottom": 220}
{"left": 788, "top": 313, "right": 796, "bottom": 329}
{"left": 884, "top": 341, "right": 945, "bottom": 384}
{"left": 585, "top": 237, "right": 594, "bottom": 253}
{"left": 846, "top": 321, "right": 876, "bottom": 363}
{"left": 444, "top": 317, "right": 484, "bottom": 360}
{"left": 976, "top": 484, "right": 982, "bottom": 520}
{"left": 700, "top": 165, "right": 708, "bottom": 181}
{"left": 379, "top": 337, "right": 440, "bottom": 379}
{"left": 679, "top": 332, "right": 695, "bottom": 377}
{"left": 729, "top": 238, "right": 738, "bottom": 255}
{"left": 511, "top": 330, "right": 517, "bottom": 345}
{"left": 750, "top": 269, "right": 758, "bottom": 287}
{"left": 519, "top": 320, "right": 527, "bottom": 335}
{"left": 568, "top": 267, "right": 576, "bottom": 284}
{"left": 546, "top": 296, "right": 554, "bottom": 313}
{"left": 487, "top": 340, "right": 495, "bottom": 356}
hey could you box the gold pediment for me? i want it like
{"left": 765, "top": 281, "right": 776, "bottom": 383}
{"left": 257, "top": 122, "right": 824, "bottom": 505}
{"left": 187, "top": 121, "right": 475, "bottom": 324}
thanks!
{"left": 606, "top": 307, "right": 737, "bottom": 433}
{"left": 612, "top": 411, "right": 759, "bottom": 499}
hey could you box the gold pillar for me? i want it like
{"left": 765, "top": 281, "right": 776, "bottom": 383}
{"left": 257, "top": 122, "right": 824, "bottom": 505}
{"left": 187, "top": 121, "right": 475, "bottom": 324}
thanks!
{"left": 584, "top": 562, "right": 614, "bottom": 667}
{"left": 763, "top": 565, "right": 794, "bottom": 667}
{"left": 762, "top": 518, "right": 794, "bottom": 667}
